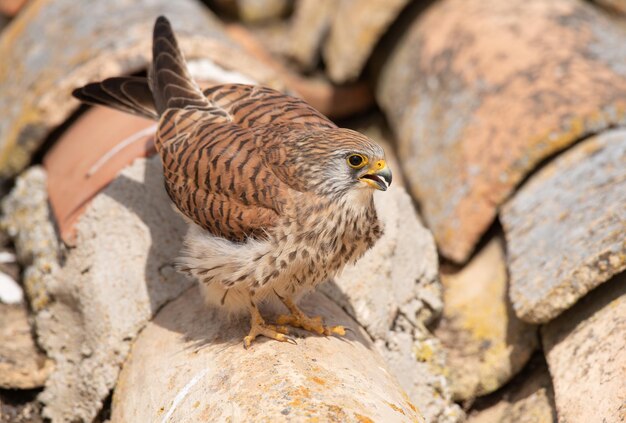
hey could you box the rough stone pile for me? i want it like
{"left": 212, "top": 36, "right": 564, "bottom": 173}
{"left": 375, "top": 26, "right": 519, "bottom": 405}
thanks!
{"left": 0, "top": 0, "right": 624, "bottom": 422}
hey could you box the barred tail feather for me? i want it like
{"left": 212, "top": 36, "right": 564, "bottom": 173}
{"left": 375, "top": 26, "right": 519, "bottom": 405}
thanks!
{"left": 72, "top": 76, "right": 158, "bottom": 120}
{"left": 149, "top": 16, "right": 209, "bottom": 114}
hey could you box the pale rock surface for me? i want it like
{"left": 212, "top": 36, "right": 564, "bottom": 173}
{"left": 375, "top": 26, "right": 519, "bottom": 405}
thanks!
{"left": 112, "top": 288, "right": 424, "bottom": 423}
{"left": 0, "top": 303, "right": 53, "bottom": 389}
{"left": 435, "top": 237, "right": 537, "bottom": 400}
{"left": 467, "top": 356, "right": 556, "bottom": 423}
{"left": 542, "top": 272, "right": 626, "bottom": 423}
{"left": 20, "top": 158, "right": 192, "bottom": 423}
{"left": 502, "top": 130, "right": 626, "bottom": 323}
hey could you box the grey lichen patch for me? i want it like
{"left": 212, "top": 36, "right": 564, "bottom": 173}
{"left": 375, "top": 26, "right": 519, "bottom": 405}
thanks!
{"left": 1, "top": 166, "right": 59, "bottom": 311}
{"left": 502, "top": 129, "right": 626, "bottom": 323}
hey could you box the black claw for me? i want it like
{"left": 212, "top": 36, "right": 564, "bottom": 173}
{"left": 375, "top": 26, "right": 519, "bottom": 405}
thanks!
{"left": 272, "top": 288, "right": 285, "bottom": 301}
{"left": 285, "top": 336, "right": 298, "bottom": 345}
{"left": 343, "top": 326, "right": 355, "bottom": 334}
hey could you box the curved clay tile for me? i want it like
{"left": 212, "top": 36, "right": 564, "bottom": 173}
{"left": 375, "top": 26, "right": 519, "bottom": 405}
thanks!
{"left": 111, "top": 288, "right": 423, "bottom": 422}
{"left": 43, "top": 108, "right": 156, "bottom": 246}
{"left": 0, "top": 0, "right": 285, "bottom": 183}
{"left": 501, "top": 130, "right": 626, "bottom": 324}
{"left": 377, "top": 0, "right": 626, "bottom": 262}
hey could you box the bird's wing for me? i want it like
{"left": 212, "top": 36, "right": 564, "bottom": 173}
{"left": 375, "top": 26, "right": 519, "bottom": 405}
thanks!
{"left": 157, "top": 85, "right": 335, "bottom": 241}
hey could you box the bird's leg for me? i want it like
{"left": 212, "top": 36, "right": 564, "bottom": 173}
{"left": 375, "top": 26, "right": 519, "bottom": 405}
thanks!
{"left": 274, "top": 291, "right": 346, "bottom": 336}
{"left": 243, "top": 300, "right": 295, "bottom": 349}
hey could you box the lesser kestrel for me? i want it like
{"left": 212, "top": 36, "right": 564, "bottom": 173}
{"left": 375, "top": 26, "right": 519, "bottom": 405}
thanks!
{"left": 73, "top": 16, "right": 392, "bottom": 347}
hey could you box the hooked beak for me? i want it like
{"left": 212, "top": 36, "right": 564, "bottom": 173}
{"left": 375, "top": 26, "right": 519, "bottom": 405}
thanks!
{"left": 359, "top": 160, "right": 392, "bottom": 191}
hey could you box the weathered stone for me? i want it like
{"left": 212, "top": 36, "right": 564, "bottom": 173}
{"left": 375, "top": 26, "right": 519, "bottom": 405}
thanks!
{"left": 111, "top": 288, "right": 424, "bottom": 423}
{"left": 236, "top": 0, "right": 291, "bottom": 23}
{"left": 467, "top": 356, "right": 556, "bottom": 423}
{"left": 377, "top": 0, "right": 626, "bottom": 262}
{"left": 322, "top": 186, "right": 462, "bottom": 423}
{"left": 542, "top": 272, "right": 626, "bottom": 423}
{"left": 502, "top": 130, "right": 626, "bottom": 323}
{"left": 435, "top": 237, "right": 537, "bottom": 401}
{"left": 0, "top": 303, "right": 53, "bottom": 389}
{"left": 0, "top": 0, "right": 284, "bottom": 182}
{"left": 1, "top": 167, "right": 59, "bottom": 311}
{"left": 324, "top": 0, "right": 410, "bottom": 83}
{"left": 285, "top": 0, "right": 336, "bottom": 71}
{"left": 33, "top": 157, "right": 192, "bottom": 423}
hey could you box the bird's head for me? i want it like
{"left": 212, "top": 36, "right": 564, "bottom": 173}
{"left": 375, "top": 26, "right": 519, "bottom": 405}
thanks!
{"left": 291, "top": 129, "right": 392, "bottom": 199}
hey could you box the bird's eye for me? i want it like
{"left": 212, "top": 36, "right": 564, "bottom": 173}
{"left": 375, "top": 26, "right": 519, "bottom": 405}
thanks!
{"left": 347, "top": 154, "right": 367, "bottom": 169}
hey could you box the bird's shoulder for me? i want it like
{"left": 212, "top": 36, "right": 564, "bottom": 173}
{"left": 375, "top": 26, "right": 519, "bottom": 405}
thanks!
{"left": 201, "top": 83, "right": 336, "bottom": 130}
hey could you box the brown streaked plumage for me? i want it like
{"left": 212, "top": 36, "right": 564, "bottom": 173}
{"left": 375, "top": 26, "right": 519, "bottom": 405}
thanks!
{"left": 73, "top": 16, "right": 392, "bottom": 348}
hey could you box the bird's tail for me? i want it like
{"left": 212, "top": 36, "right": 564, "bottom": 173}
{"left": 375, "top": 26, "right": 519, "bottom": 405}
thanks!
{"left": 72, "top": 16, "right": 208, "bottom": 119}
{"left": 72, "top": 76, "right": 158, "bottom": 120}
{"left": 149, "top": 15, "right": 209, "bottom": 114}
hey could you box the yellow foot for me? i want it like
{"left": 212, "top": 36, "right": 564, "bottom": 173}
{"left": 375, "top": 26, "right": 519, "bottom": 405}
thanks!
{"left": 273, "top": 290, "right": 346, "bottom": 336}
{"left": 243, "top": 303, "right": 295, "bottom": 349}
{"left": 276, "top": 313, "right": 346, "bottom": 336}
{"left": 243, "top": 323, "right": 295, "bottom": 349}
